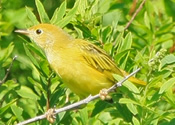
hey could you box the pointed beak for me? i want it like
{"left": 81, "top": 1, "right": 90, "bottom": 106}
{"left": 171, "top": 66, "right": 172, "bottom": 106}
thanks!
{"left": 15, "top": 29, "right": 30, "bottom": 36}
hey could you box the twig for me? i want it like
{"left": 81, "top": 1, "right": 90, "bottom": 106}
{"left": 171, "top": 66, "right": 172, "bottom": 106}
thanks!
{"left": 124, "top": 0, "right": 146, "bottom": 30}
{"left": 16, "top": 68, "right": 141, "bottom": 125}
{"left": 0, "top": 55, "right": 17, "bottom": 86}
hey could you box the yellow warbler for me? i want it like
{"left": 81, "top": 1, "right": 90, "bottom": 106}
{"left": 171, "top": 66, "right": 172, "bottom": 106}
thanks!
{"left": 15, "top": 24, "right": 146, "bottom": 98}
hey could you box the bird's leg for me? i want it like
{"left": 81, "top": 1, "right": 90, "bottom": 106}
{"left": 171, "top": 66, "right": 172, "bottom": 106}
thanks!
{"left": 99, "top": 88, "right": 111, "bottom": 100}
{"left": 46, "top": 106, "right": 56, "bottom": 123}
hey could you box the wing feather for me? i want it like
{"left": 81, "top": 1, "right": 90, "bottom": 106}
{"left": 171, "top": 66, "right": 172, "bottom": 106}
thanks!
{"left": 73, "top": 39, "right": 146, "bottom": 86}
{"left": 76, "top": 39, "right": 122, "bottom": 75}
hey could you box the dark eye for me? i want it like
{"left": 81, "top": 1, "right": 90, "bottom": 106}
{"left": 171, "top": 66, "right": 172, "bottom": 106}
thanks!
{"left": 36, "top": 29, "right": 42, "bottom": 35}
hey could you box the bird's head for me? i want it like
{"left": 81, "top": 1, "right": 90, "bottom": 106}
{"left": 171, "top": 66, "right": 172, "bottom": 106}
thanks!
{"left": 15, "top": 24, "right": 72, "bottom": 49}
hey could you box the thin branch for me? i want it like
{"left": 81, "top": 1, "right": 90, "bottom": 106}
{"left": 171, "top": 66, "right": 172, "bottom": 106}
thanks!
{"left": 124, "top": 0, "right": 146, "bottom": 30}
{"left": 17, "top": 68, "right": 141, "bottom": 125}
{"left": 0, "top": 55, "right": 17, "bottom": 86}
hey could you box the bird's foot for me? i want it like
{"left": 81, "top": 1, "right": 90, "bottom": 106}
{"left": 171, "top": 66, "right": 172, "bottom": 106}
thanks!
{"left": 46, "top": 108, "right": 56, "bottom": 123}
{"left": 99, "top": 88, "right": 111, "bottom": 100}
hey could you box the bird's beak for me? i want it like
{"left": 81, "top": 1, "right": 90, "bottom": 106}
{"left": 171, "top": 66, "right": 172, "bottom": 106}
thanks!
{"left": 15, "top": 29, "right": 30, "bottom": 36}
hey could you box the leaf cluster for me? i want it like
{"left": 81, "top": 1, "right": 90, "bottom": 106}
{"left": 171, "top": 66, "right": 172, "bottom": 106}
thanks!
{"left": 0, "top": 0, "right": 175, "bottom": 124}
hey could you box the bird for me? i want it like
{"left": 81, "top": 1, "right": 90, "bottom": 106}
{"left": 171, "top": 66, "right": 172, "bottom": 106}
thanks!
{"left": 15, "top": 23, "right": 146, "bottom": 99}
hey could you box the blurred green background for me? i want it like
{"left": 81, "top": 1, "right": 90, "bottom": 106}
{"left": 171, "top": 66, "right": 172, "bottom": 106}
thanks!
{"left": 0, "top": 0, "right": 175, "bottom": 125}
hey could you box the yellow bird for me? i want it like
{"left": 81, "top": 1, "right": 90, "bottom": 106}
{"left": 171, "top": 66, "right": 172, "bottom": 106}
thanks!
{"left": 15, "top": 24, "right": 146, "bottom": 98}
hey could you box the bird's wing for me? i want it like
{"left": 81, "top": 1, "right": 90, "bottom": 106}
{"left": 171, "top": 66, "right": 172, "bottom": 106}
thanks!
{"left": 74, "top": 39, "right": 146, "bottom": 86}
{"left": 76, "top": 39, "right": 123, "bottom": 75}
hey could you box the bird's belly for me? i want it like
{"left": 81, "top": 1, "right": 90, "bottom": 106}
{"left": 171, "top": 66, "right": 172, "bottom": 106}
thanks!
{"left": 54, "top": 62, "right": 114, "bottom": 98}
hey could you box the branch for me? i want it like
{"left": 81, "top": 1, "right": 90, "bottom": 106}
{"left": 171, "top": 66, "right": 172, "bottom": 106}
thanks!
{"left": 0, "top": 55, "right": 17, "bottom": 86}
{"left": 124, "top": 0, "right": 146, "bottom": 30}
{"left": 17, "top": 68, "right": 141, "bottom": 125}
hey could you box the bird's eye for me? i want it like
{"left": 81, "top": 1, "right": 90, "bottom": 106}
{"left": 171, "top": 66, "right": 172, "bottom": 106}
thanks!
{"left": 36, "top": 29, "right": 42, "bottom": 35}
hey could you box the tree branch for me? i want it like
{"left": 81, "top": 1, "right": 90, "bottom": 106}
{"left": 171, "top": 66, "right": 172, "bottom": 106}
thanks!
{"left": 17, "top": 68, "right": 141, "bottom": 125}
{"left": 124, "top": 0, "right": 146, "bottom": 30}
{"left": 0, "top": 55, "right": 17, "bottom": 86}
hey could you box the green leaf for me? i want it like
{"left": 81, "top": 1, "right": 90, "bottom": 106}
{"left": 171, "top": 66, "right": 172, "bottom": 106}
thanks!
{"left": 0, "top": 99, "right": 17, "bottom": 115}
{"left": 0, "top": 67, "right": 5, "bottom": 80}
{"left": 26, "top": 7, "right": 39, "bottom": 25}
{"left": 103, "top": 43, "right": 113, "bottom": 54}
{"left": 102, "top": 10, "right": 120, "bottom": 26}
{"left": 102, "top": 26, "right": 112, "bottom": 43}
{"left": 79, "top": 107, "right": 88, "bottom": 125}
{"left": 121, "top": 32, "right": 132, "bottom": 51}
{"left": 16, "top": 86, "right": 39, "bottom": 100}
{"left": 159, "top": 77, "right": 175, "bottom": 94}
{"left": 40, "top": 60, "right": 50, "bottom": 76}
{"left": 119, "top": 98, "right": 140, "bottom": 105}
{"left": 144, "top": 12, "right": 151, "bottom": 29}
{"left": 113, "top": 74, "right": 140, "bottom": 94}
{"left": 114, "top": 49, "right": 133, "bottom": 64}
{"left": 11, "top": 103, "right": 23, "bottom": 121}
{"left": 98, "top": 112, "right": 112, "bottom": 124}
{"left": 27, "top": 43, "right": 46, "bottom": 59}
{"left": 91, "top": 100, "right": 109, "bottom": 117}
{"left": 55, "top": 1, "right": 78, "bottom": 28}
{"left": 121, "top": 33, "right": 132, "bottom": 68}
{"left": 35, "top": 0, "right": 50, "bottom": 23}
{"left": 114, "top": 32, "right": 124, "bottom": 52}
{"left": 115, "top": 32, "right": 132, "bottom": 68}
{"left": 160, "top": 54, "right": 175, "bottom": 68}
{"left": 27, "top": 77, "right": 45, "bottom": 94}
{"left": 23, "top": 43, "right": 40, "bottom": 69}
{"left": 0, "top": 42, "right": 14, "bottom": 62}
{"left": 132, "top": 116, "right": 140, "bottom": 125}
{"left": 126, "top": 103, "right": 138, "bottom": 115}
{"left": 51, "top": 1, "right": 67, "bottom": 24}
{"left": 0, "top": 80, "right": 19, "bottom": 100}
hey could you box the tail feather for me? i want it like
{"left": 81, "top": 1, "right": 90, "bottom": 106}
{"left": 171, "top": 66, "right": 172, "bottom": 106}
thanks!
{"left": 120, "top": 69, "right": 146, "bottom": 86}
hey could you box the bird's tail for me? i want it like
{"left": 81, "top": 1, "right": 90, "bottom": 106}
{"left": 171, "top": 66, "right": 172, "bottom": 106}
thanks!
{"left": 121, "top": 70, "right": 146, "bottom": 86}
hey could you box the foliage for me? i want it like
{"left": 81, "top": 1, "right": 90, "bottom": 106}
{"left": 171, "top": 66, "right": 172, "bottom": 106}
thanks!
{"left": 0, "top": 0, "right": 175, "bottom": 124}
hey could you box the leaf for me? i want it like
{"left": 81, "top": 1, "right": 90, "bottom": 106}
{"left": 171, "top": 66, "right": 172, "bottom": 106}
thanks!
{"left": 160, "top": 54, "right": 175, "bottom": 68}
{"left": 114, "top": 32, "right": 124, "bottom": 52}
{"left": 114, "top": 49, "right": 133, "bottom": 64}
{"left": 23, "top": 43, "right": 40, "bottom": 69}
{"left": 91, "top": 100, "right": 109, "bottom": 117}
{"left": 121, "top": 32, "right": 132, "bottom": 51}
{"left": 0, "top": 67, "right": 5, "bottom": 80}
{"left": 35, "top": 0, "right": 50, "bottom": 23}
{"left": 11, "top": 103, "right": 23, "bottom": 121}
{"left": 79, "top": 107, "right": 88, "bottom": 125}
{"left": 55, "top": 1, "right": 78, "bottom": 28}
{"left": 27, "top": 77, "right": 45, "bottom": 93}
{"left": 120, "top": 32, "right": 132, "bottom": 68}
{"left": 144, "top": 12, "right": 151, "bottom": 29}
{"left": 0, "top": 80, "right": 19, "bottom": 100}
{"left": 102, "top": 10, "right": 120, "bottom": 26}
{"left": 98, "top": 112, "right": 112, "bottom": 124}
{"left": 126, "top": 103, "right": 138, "bottom": 115}
{"left": 16, "top": 86, "right": 39, "bottom": 100}
{"left": 132, "top": 116, "right": 140, "bottom": 125}
{"left": 0, "top": 99, "right": 17, "bottom": 115}
{"left": 159, "top": 77, "right": 175, "bottom": 94}
{"left": 102, "top": 26, "right": 112, "bottom": 43}
{"left": 103, "top": 43, "right": 113, "bottom": 54}
{"left": 26, "top": 7, "right": 39, "bottom": 25}
{"left": 40, "top": 60, "right": 50, "bottom": 77}
{"left": 51, "top": 1, "right": 67, "bottom": 24}
{"left": 74, "top": 22, "right": 91, "bottom": 38}
{"left": 57, "top": 112, "right": 66, "bottom": 122}
{"left": 27, "top": 43, "right": 46, "bottom": 59}
{"left": 119, "top": 98, "right": 140, "bottom": 105}
{"left": 113, "top": 74, "right": 140, "bottom": 94}
{"left": 0, "top": 42, "right": 14, "bottom": 62}
{"left": 115, "top": 102, "right": 132, "bottom": 122}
